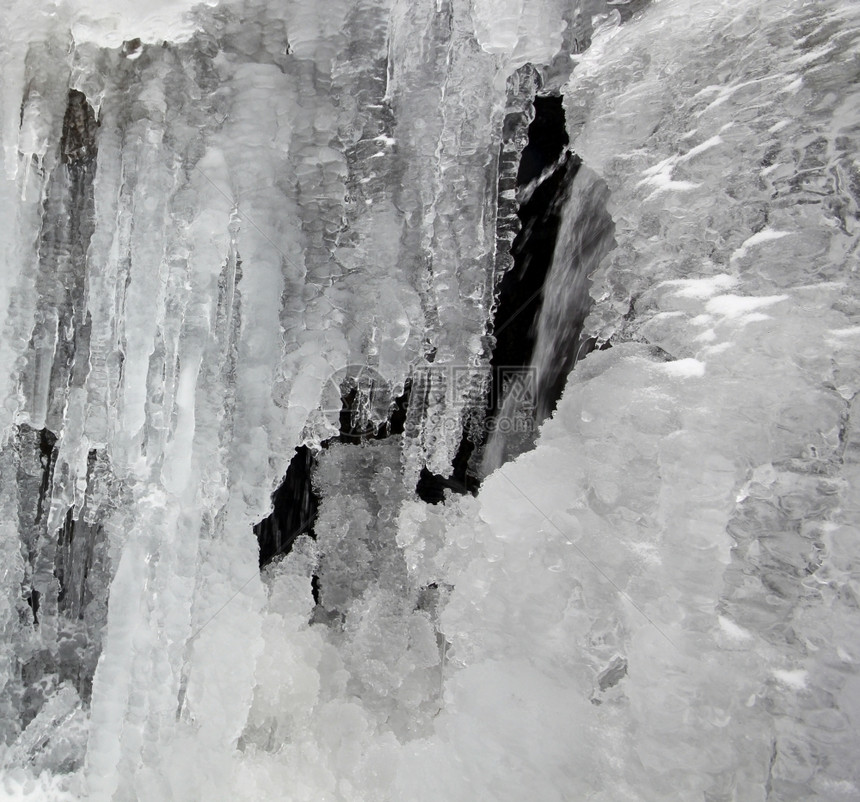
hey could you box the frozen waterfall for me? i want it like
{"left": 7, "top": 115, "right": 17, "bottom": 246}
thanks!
{"left": 1, "top": 0, "right": 859, "bottom": 800}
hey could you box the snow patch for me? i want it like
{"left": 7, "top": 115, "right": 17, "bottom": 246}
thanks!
{"left": 772, "top": 669, "right": 808, "bottom": 690}
{"left": 718, "top": 616, "right": 753, "bottom": 641}
{"left": 659, "top": 359, "right": 705, "bottom": 378}
{"left": 705, "top": 294, "right": 788, "bottom": 319}
{"left": 703, "top": 342, "right": 732, "bottom": 355}
{"left": 730, "top": 229, "right": 792, "bottom": 262}
{"left": 664, "top": 274, "right": 738, "bottom": 299}
{"left": 679, "top": 135, "right": 723, "bottom": 161}
{"left": 828, "top": 326, "right": 860, "bottom": 339}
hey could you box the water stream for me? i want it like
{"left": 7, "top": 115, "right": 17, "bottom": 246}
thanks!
{"left": 482, "top": 164, "right": 615, "bottom": 474}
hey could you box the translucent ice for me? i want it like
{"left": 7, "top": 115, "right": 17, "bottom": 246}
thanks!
{"left": 0, "top": 0, "right": 858, "bottom": 799}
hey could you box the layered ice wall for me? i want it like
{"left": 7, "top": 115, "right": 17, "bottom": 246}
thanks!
{"left": 1, "top": 0, "right": 859, "bottom": 800}
{"left": 0, "top": 0, "right": 572, "bottom": 796}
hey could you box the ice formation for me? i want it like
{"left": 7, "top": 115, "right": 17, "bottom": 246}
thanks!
{"left": 0, "top": 0, "right": 858, "bottom": 800}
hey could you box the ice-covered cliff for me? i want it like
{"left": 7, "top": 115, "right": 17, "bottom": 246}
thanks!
{"left": 0, "top": 0, "right": 858, "bottom": 800}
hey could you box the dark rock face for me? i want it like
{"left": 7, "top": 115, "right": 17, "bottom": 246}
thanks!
{"left": 60, "top": 90, "right": 98, "bottom": 166}
{"left": 254, "top": 446, "right": 318, "bottom": 567}
{"left": 597, "top": 656, "right": 628, "bottom": 691}
{"left": 8, "top": 423, "right": 110, "bottom": 727}
{"left": 2, "top": 85, "right": 109, "bottom": 742}
{"left": 471, "top": 97, "right": 581, "bottom": 474}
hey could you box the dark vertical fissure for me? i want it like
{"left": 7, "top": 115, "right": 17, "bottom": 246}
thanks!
{"left": 12, "top": 87, "right": 108, "bottom": 725}
{"left": 254, "top": 99, "right": 583, "bottom": 565}
{"left": 254, "top": 446, "right": 319, "bottom": 568}
{"left": 446, "top": 95, "right": 579, "bottom": 487}
{"left": 488, "top": 96, "right": 578, "bottom": 406}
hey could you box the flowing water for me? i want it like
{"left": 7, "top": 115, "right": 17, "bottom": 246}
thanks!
{"left": 482, "top": 165, "right": 615, "bottom": 474}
